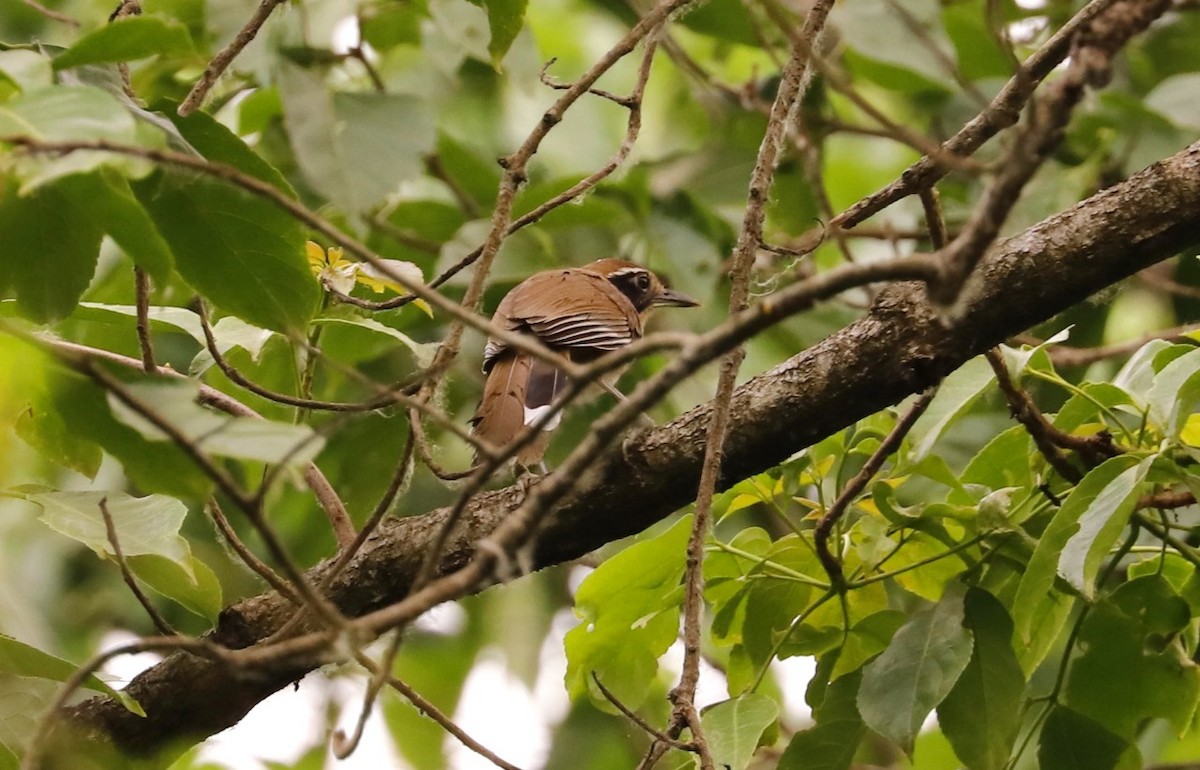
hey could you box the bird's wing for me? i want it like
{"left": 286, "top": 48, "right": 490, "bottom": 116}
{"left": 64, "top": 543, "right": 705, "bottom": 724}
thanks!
{"left": 483, "top": 269, "right": 641, "bottom": 370}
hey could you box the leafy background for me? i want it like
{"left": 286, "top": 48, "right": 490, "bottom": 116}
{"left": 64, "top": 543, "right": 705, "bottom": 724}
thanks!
{"left": 1, "top": 0, "right": 1200, "bottom": 768}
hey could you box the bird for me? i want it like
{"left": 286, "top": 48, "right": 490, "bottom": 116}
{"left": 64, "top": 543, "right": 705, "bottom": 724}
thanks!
{"left": 471, "top": 258, "right": 699, "bottom": 470}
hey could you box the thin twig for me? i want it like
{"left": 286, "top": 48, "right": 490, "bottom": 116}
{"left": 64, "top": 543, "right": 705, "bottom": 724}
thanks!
{"left": 133, "top": 267, "right": 155, "bottom": 372}
{"left": 593, "top": 673, "right": 698, "bottom": 752}
{"left": 99, "top": 497, "right": 176, "bottom": 635}
{"left": 813, "top": 390, "right": 936, "bottom": 587}
{"left": 833, "top": 0, "right": 1124, "bottom": 230}
{"left": 351, "top": 651, "right": 525, "bottom": 770}
{"left": 21, "top": 0, "right": 79, "bottom": 25}
{"left": 653, "top": 4, "right": 835, "bottom": 769}
{"left": 178, "top": 0, "right": 288, "bottom": 116}
{"left": 984, "top": 348, "right": 1120, "bottom": 479}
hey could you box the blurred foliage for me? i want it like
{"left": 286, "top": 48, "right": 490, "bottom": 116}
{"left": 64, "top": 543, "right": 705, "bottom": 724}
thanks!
{"left": 1, "top": 0, "right": 1200, "bottom": 768}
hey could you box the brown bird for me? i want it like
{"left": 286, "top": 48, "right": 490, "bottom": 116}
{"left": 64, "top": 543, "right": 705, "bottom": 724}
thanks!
{"left": 472, "top": 258, "right": 699, "bottom": 469}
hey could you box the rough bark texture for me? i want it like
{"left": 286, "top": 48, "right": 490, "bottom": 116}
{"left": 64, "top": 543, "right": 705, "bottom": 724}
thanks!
{"left": 59, "top": 140, "right": 1200, "bottom": 761}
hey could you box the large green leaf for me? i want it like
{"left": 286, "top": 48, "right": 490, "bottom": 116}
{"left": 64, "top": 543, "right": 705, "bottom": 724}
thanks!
{"left": 778, "top": 670, "right": 866, "bottom": 770}
{"left": 701, "top": 694, "right": 777, "bottom": 770}
{"left": 1038, "top": 707, "right": 1140, "bottom": 770}
{"left": 937, "top": 589, "right": 1024, "bottom": 770}
{"left": 52, "top": 16, "right": 196, "bottom": 70}
{"left": 133, "top": 168, "right": 317, "bottom": 334}
{"left": 1011, "top": 455, "right": 1142, "bottom": 651}
{"left": 0, "top": 85, "right": 142, "bottom": 189}
{"left": 0, "top": 175, "right": 103, "bottom": 322}
{"left": 1057, "top": 457, "right": 1152, "bottom": 599}
{"left": 128, "top": 554, "right": 222, "bottom": 621}
{"left": 857, "top": 585, "right": 973, "bottom": 753}
{"left": 1064, "top": 575, "right": 1200, "bottom": 739}
{"left": 564, "top": 516, "right": 690, "bottom": 710}
{"left": 907, "top": 356, "right": 994, "bottom": 460}
{"left": 278, "top": 65, "right": 436, "bottom": 220}
{"left": 36, "top": 367, "right": 212, "bottom": 499}
{"left": 107, "top": 379, "right": 325, "bottom": 465}
{"left": 28, "top": 490, "right": 193, "bottom": 572}
{"left": 481, "top": 0, "right": 528, "bottom": 64}
{"left": 0, "top": 635, "right": 128, "bottom": 703}
{"left": 1148, "top": 346, "right": 1200, "bottom": 438}
{"left": 70, "top": 172, "right": 174, "bottom": 282}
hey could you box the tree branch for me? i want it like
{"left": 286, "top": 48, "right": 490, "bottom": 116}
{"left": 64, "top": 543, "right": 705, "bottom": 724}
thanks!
{"left": 51, "top": 140, "right": 1200, "bottom": 760}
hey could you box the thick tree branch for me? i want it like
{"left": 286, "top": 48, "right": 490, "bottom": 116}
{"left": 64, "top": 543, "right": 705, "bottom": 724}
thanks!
{"left": 53, "top": 140, "right": 1200, "bottom": 760}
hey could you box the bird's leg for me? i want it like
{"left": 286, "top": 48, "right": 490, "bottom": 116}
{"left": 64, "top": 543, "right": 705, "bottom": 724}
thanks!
{"left": 599, "top": 381, "right": 657, "bottom": 428}
{"left": 513, "top": 463, "right": 546, "bottom": 505}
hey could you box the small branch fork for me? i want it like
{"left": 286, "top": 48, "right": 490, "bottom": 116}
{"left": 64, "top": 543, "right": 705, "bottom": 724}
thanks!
{"left": 9, "top": 0, "right": 1187, "bottom": 765}
{"left": 812, "top": 391, "right": 936, "bottom": 589}
{"left": 643, "top": 3, "right": 836, "bottom": 768}
{"left": 984, "top": 348, "right": 1120, "bottom": 485}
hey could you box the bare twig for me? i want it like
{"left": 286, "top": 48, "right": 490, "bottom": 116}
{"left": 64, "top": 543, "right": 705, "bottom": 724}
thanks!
{"left": 927, "top": 0, "right": 1171, "bottom": 309}
{"left": 98, "top": 497, "right": 176, "bottom": 635}
{"left": 648, "top": 4, "right": 835, "bottom": 769}
{"left": 813, "top": 390, "right": 935, "bottom": 588}
{"left": 593, "top": 673, "right": 698, "bottom": 752}
{"left": 351, "top": 651, "right": 524, "bottom": 770}
{"left": 1046, "top": 323, "right": 1200, "bottom": 367}
{"left": 833, "top": 0, "right": 1123, "bottom": 230}
{"left": 984, "top": 348, "right": 1121, "bottom": 480}
{"left": 133, "top": 267, "right": 156, "bottom": 373}
{"left": 21, "top": 0, "right": 79, "bottom": 25}
{"left": 178, "top": 0, "right": 288, "bottom": 116}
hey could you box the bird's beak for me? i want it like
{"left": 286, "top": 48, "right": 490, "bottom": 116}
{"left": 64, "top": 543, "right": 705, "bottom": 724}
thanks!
{"left": 652, "top": 287, "right": 700, "bottom": 308}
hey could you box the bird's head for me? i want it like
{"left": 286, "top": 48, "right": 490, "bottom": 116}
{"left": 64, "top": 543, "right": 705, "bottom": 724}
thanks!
{"left": 586, "top": 258, "right": 700, "bottom": 313}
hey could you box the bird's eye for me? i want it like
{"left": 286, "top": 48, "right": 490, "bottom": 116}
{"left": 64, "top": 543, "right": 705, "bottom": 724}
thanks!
{"left": 636, "top": 273, "right": 650, "bottom": 290}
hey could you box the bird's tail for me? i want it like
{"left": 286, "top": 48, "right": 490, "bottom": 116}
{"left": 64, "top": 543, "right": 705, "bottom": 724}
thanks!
{"left": 472, "top": 353, "right": 565, "bottom": 468}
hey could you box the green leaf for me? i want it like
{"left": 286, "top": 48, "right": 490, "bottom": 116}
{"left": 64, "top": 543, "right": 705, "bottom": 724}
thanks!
{"left": 908, "top": 356, "right": 994, "bottom": 459}
{"left": 73, "top": 302, "right": 204, "bottom": 341}
{"left": 278, "top": 65, "right": 436, "bottom": 220}
{"left": 1111, "top": 339, "right": 1172, "bottom": 403}
{"left": 133, "top": 168, "right": 317, "bottom": 334}
{"left": 857, "top": 584, "right": 973, "bottom": 753}
{"left": 1064, "top": 575, "right": 1200, "bottom": 739}
{"left": 482, "top": 0, "right": 527, "bottom": 65}
{"left": 829, "top": 611, "right": 905, "bottom": 680}
{"left": 1145, "top": 73, "right": 1200, "bottom": 130}
{"left": 1057, "top": 456, "right": 1152, "bottom": 599}
{"left": 28, "top": 490, "right": 193, "bottom": 574}
{"left": 937, "top": 589, "right": 1025, "bottom": 770}
{"left": 1011, "top": 455, "right": 1142, "bottom": 651}
{"left": 35, "top": 367, "right": 212, "bottom": 499}
{"left": 14, "top": 360, "right": 104, "bottom": 477}
{"left": 107, "top": 380, "right": 325, "bottom": 465}
{"left": 0, "top": 175, "right": 103, "bottom": 322}
{"left": 128, "top": 554, "right": 222, "bottom": 621}
{"left": 311, "top": 317, "right": 436, "bottom": 368}
{"left": 164, "top": 101, "right": 295, "bottom": 193}
{"left": 1148, "top": 346, "right": 1200, "bottom": 438}
{"left": 779, "top": 671, "right": 866, "bottom": 770}
{"left": 0, "top": 675, "right": 59, "bottom": 760}
{"left": 1038, "top": 707, "right": 1140, "bottom": 770}
{"left": 360, "top": 0, "right": 427, "bottom": 49}
{"left": 52, "top": 16, "right": 196, "bottom": 70}
{"left": 188, "top": 315, "right": 275, "bottom": 375}
{"left": 70, "top": 172, "right": 174, "bottom": 282}
{"left": 565, "top": 516, "right": 691, "bottom": 710}
{"left": 701, "top": 694, "right": 778, "bottom": 770}
{"left": 0, "top": 85, "right": 141, "bottom": 189}
{"left": 0, "top": 634, "right": 133, "bottom": 704}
